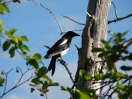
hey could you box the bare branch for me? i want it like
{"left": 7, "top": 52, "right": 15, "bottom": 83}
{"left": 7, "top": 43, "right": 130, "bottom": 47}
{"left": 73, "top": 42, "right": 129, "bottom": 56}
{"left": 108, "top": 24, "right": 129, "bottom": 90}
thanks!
{"left": 2, "top": 0, "right": 13, "bottom": 4}
{"left": 111, "top": 2, "right": 118, "bottom": 19}
{"left": 44, "top": 45, "right": 50, "bottom": 49}
{"left": 0, "top": 66, "right": 34, "bottom": 98}
{"left": 87, "top": 12, "right": 94, "bottom": 19}
{"left": 74, "top": 44, "right": 79, "bottom": 51}
{"left": 62, "top": 15, "right": 85, "bottom": 25}
{"left": 108, "top": 2, "right": 132, "bottom": 24}
{"left": 0, "top": 35, "right": 8, "bottom": 40}
{"left": 123, "top": 38, "right": 132, "bottom": 47}
{"left": 40, "top": 3, "right": 63, "bottom": 34}
{"left": 68, "top": 29, "right": 83, "bottom": 32}
{"left": 108, "top": 13, "right": 132, "bottom": 24}
{"left": 16, "top": 49, "right": 27, "bottom": 60}
{"left": 60, "top": 29, "right": 83, "bottom": 35}
{"left": 16, "top": 66, "right": 23, "bottom": 74}
{"left": 58, "top": 58, "right": 74, "bottom": 83}
{"left": 3, "top": 68, "right": 13, "bottom": 94}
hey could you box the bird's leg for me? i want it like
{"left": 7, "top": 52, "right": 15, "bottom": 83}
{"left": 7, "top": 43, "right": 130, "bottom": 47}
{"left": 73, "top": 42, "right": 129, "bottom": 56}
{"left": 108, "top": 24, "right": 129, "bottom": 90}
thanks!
{"left": 57, "top": 57, "right": 67, "bottom": 65}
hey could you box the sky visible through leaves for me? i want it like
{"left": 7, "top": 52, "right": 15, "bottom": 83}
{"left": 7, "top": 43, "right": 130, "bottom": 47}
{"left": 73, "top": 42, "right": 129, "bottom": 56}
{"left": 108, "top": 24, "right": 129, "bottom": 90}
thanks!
{"left": 0, "top": 0, "right": 132, "bottom": 99}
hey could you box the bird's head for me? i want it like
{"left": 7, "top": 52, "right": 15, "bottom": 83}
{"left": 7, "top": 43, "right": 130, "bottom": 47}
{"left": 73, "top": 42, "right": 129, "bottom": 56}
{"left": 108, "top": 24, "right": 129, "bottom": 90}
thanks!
{"left": 62, "top": 31, "right": 80, "bottom": 38}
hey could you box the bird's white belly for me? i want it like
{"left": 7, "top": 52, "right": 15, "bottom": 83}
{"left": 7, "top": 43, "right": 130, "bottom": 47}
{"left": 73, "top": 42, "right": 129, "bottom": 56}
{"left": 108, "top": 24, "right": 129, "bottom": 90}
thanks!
{"left": 60, "top": 48, "right": 69, "bottom": 56}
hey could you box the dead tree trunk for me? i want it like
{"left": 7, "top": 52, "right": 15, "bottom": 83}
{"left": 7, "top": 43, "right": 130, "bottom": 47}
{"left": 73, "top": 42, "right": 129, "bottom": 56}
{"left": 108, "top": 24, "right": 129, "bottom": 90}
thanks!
{"left": 76, "top": 0, "right": 111, "bottom": 95}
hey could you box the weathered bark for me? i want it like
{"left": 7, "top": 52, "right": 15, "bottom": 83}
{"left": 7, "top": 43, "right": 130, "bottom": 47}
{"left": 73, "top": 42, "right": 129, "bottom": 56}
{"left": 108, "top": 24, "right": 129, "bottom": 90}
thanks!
{"left": 76, "top": 0, "right": 111, "bottom": 95}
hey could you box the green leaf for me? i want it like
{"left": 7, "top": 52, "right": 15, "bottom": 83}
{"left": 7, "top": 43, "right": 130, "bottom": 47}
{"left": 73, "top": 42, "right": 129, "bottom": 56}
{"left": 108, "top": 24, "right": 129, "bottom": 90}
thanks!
{"left": 60, "top": 86, "right": 73, "bottom": 94}
{"left": 9, "top": 47, "right": 15, "bottom": 58}
{"left": 31, "top": 77, "right": 40, "bottom": 85}
{"left": 108, "top": 31, "right": 118, "bottom": 39}
{"left": 32, "top": 53, "right": 44, "bottom": 65}
{"left": 32, "top": 53, "right": 42, "bottom": 60}
{"left": 85, "top": 75, "right": 92, "bottom": 81}
{"left": 48, "top": 82, "right": 59, "bottom": 86}
{"left": 15, "top": 36, "right": 28, "bottom": 42}
{"left": 29, "top": 84, "right": 36, "bottom": 87}
{"left": 128, "top": 53, "right": 132, "bottom": 60}
{"left": 0, "top": 20, "right": 4, "bottom": 33}
{"left": 92, "top": 48, "right": 103, "bottom": 52}
{"left": 2, "top": 40, "right": 11, "bottom": 51}
{"left": 43, "top": 75, "right": 52, "bottom": 83}
{"left": 21, "top": 36, "right": 28, "bottom": 42}
{"left": 42, "top": 81, "right": 48, "bottom": 90}
{"left": 21, "top": 44, "right": 30, "bottom": 52}
{"left": 79, "top": 69, "right": 92, "bottom": 81}
{"left": 73, "top": 90, "right": 90, "bottom": 99}
{"left": 27, "top": 59, "right": 38, "bottom": 70}
{"left": 79, "top": 69, "right": 86, "bottom": 78}
{"left": 0, "top": 4, "right": 10, "bottom": 13}
{"left": 5, "top": 31, "right": 15, "bottom": 40}
{"left": 0, "top": 76, "right": 5, "bottom": 86}
{"left": 120, "top": 66, "right": 132, "bottom": 71}
{"left": 117, "top": 83, "right": 125, "bottom": 90}
{"left": 37, "top": 66, "right": 47, "bottom": 78}
{"left": 9, "top": 28, "right": 17, "bottom": 35}
{"left": 101, "top": 40, "right": 111, "bottom": 49}
{"left": 121, "top": 31, "right": 128, "bottom": 37}
{"left": 116, "top": 72, "right": 128, "bottom": 78}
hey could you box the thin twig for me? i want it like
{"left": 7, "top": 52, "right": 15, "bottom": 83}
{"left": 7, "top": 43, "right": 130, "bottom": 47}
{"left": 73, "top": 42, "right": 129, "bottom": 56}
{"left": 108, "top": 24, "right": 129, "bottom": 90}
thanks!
{"left": 61, "top": 29, "right": 83, "bottom": 35}
{"left": 111, "top": 2, "right": 118, "bottom": 19}
{"left": 16, "top": 49, "right": 27, "bottom": 60}
{"left": 68, "top": 29, "right": 83, "bottom": 32}
{"left": 44, "top": 45, "right": 50, "bottom": 49}
{"left": 40, "top": 3, "right": 63, "bottom": 34}
{"left": 62, "top": 15, "right": 85, "bottom": 25}
{"left": 28, "top": 0, "right": 37, "bottom": 5}
{"left": 15, "top": 65, "right": 31, "bottom": 86}
{"left": 0, "top": 75, "right": 34, "bottom": 98}
{"left": 16, "top": 66, "right": 23, "bottom": 75}
{"left": 44, "top": 93, "right": 48, "bottom": 99}
{"left": 3, "top": 68, "right": 13, "bottom": 94}
{"left": 108, "top": 13, "right": 132, "bottom": 24}
{"left": 0, "top": 35, "right": 8, "bottom": 40}
{"left": 109, "top": 2, "right": 132, "bottom": 24}
{"left": 87, "top": 12, "right": 94, "bottom": 19}
{"left": 0, "top": 66, "right": 34, "bottom": 98}
{"left": 2, "top": 0, "right": 12, "bottom": 4}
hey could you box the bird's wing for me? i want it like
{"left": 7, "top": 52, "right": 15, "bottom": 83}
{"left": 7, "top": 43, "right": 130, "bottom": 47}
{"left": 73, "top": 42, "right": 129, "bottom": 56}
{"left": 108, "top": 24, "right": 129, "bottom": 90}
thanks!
{"left": 52, "top": 37, "right": 68, "bottom": 47}
{"left": 44, "top": 44, "right": 68, "bottom": 58}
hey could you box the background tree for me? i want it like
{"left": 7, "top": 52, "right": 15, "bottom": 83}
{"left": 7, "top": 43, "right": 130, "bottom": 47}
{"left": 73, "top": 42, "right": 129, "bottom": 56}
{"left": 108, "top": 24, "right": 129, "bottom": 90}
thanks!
{"left": 76, "top": 0, "right": 111, "bottom": 95}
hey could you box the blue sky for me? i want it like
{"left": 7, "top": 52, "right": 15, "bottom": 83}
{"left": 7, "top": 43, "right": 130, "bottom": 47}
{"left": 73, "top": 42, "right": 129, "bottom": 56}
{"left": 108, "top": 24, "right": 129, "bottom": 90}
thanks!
{"left": 0, "top": 0, "right": 132, "bottom": 99}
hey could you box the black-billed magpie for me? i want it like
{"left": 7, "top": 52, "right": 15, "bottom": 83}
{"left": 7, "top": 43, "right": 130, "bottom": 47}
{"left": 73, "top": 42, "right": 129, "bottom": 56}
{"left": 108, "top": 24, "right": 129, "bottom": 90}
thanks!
{"left": 44, "top": 31, "right": 80, "bottom": 76}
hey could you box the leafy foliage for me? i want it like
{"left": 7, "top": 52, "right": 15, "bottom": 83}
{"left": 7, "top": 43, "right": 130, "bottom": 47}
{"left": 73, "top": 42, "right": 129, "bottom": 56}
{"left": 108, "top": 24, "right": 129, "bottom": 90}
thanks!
{"left": 0, "top": 1, "right": 58, "bottom": 98}
{"left": 0, "top": 0, "right": 9, "bottom": 14}
{"left": 0, "top": 76, "right": 5, "bottom": 86}
{"left": 30, "top": 66, "right": 59, "bottom": 96}
{"left": 61, "top": 31, "right": 132, "bottom": 99}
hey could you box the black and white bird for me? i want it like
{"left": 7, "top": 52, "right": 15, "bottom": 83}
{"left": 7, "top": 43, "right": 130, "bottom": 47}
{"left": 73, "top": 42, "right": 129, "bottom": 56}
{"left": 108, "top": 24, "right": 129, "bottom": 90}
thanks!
{"left": 44, "top": 31, "right": 80, "bottom": 76}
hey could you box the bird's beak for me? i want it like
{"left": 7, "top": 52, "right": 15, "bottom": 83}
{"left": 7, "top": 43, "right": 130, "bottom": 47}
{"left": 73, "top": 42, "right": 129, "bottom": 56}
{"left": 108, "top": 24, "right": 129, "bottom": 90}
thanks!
{"left": 73, "top": 33, "right": 80, "bottom": 37}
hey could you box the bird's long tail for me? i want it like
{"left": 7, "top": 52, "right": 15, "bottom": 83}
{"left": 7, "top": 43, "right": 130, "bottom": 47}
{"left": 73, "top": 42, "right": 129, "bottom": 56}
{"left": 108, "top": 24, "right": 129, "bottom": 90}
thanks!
{"left": 47, "top": 56, "right": 57, "bottom": 76}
